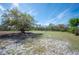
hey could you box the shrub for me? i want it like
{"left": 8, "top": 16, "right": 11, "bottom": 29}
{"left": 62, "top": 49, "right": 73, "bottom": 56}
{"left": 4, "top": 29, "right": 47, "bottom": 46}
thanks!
{"left": 68, "top": 26, "right": 77, "bottom": 33}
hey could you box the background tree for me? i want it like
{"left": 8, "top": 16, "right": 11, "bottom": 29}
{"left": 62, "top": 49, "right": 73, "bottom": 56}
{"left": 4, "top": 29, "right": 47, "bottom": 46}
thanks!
{"left": 69, "top": 18, "right": 79, "bottom": 35}
{"left": 47, "top": 23, "right": 54, "bottom": 31}
{"left": 57, "top": 24, "right": 68, "bottom": 32}
{"left": 69, "top": 18, "right": 79, "bottom": 26}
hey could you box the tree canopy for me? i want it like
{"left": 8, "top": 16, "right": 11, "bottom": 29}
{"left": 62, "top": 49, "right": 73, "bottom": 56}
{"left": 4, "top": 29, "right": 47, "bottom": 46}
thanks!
{"left": 69, "top": 18, "right": 79, "bottom": 27}
{"left": 1, "top": 8, "right": 35, "bottom": 33}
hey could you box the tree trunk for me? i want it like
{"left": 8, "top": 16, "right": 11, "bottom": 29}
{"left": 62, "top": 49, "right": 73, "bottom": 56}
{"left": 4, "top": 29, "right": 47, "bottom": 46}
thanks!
{"left": 75, "top": 28, "right": 79, "bottom": 36}
{"left": 20, "top": 28, "right": 25, "bottom": 34}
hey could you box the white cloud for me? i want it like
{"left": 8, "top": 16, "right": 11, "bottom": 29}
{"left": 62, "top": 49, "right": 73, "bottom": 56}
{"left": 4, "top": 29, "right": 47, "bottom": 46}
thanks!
{"left": 27, "top": 8, "right": 38, "bottom": 16}
{"left": 56, "top": 8, "right": 69, "bottom": 19}
{"left": 12, "top": 3, "right": 19, "bottom": 7}
{"left": 48, "top": 8, "right": 70, "bottom": 24}
{"left": 10, "top": 3, "right": 38, "bottom": 16}
{"left": 10, "top": 3, "right": 19, "bottom": 9}
{"left": 0, "top": 5, "right": 5, "bottom": 17}
{"left": 27, "top": 9, "right": 35, "bottom": 14}
{"left": 0, "top": 5, "right": 5, "bottom": 11}
{"left": 28, "top": 10, "right": 37, "bottom": 16}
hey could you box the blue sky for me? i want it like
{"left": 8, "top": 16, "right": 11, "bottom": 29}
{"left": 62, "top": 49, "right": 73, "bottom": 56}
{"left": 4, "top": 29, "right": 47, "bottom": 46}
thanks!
{"left": 0, "top": 3, "right": 79, "bottom": 25}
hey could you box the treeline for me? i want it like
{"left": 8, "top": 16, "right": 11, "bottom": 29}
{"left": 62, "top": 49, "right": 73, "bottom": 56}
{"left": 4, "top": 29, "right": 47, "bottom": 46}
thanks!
{"left": 0, "top": 8, "right": 79, "bottom": 35}
{"left": 33, "top": 18, "right": 79, "bottom": 35}
{"left": 32, "top": 24, "right": 68, "bottom": 32}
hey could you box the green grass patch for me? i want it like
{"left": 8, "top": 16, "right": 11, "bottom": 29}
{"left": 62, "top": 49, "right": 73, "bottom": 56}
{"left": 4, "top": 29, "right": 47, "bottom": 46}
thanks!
{"left": 30, "top": 31, "right": 79, "bottom": 51}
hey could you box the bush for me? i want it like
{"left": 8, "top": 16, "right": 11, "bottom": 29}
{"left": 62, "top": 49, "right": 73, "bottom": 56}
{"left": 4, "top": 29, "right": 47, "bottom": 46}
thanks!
{"left": 68, "top": 27, "right": 77, "bottom": 33}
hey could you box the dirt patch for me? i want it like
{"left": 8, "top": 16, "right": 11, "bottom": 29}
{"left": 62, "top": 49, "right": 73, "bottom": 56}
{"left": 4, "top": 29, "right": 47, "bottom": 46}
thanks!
{"left": 0, "top": 31, "right": 79, "bottom": 55}
{"left": 0, "top": 37, "right": 79, "bottom": 55}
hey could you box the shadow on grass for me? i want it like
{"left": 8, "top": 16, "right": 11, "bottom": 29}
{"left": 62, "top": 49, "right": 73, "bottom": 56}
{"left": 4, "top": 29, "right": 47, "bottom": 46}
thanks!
{"left": 0, "top": 32, "right": 43, "bottom": 43}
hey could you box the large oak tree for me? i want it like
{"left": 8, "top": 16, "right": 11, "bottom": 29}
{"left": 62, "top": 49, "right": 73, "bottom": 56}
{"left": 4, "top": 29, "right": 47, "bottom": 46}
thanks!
{"left": 1, "top": 8, "right": 35, "bottom": 33}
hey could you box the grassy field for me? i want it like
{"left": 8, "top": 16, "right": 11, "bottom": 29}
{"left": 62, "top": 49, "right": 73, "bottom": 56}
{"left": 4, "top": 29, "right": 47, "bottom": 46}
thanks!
{"left": 0, "top": 31, "right": 79, "bottom": 54}
{"left": 31, "top": 31, "right": 79, "bottom": 50}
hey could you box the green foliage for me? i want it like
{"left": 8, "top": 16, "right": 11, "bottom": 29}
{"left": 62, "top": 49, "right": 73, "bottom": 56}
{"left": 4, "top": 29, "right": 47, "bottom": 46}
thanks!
{"left": 68, "top": 26, "right": 77, "bottom": 33}
{"left": 33, "top": 23, "right": 68, "bottom": 32}
{"left": 56, "top": 24, "right": 68, "bottom": 32}
{"left": 69, "top": 18, "right": 79, "bottom": 27}
{"left": 1, "top": 8, "right": 35, "bottom": 32}
{"left": 46, "top": 23, "right": 54, "bottom": 31}
{"left": 68, "top": 18, "right": 79, "bottom": 35}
